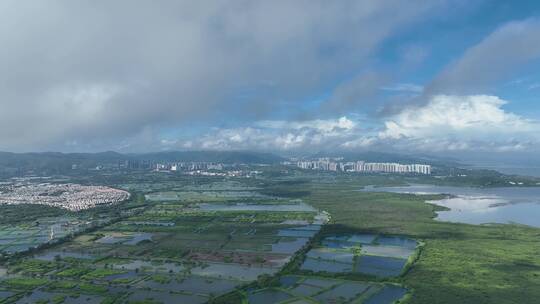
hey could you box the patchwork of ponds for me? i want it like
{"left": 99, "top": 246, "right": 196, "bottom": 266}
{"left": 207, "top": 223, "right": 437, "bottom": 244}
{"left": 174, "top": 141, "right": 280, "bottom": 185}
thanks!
{"left": 33, "top": 250, "right": 95, "bottom": 261}
{"left": 198, "top": 202, "right": 317, "bottom": 212}
{"left": 127, "top": 290, "right": 208, "bottom": 304}
{"left": 271, "top": 237, "right": 309, "bottom": 254}
{"left": 0, "top": 217, "right": 92, "bottom": 255}
{"left": 364, "top": 285, "right": 408, "bottom": 304}
{"left": 355, "top": 255, "right": 408, "bottom": 277}
{"left": 96, "top": 232, "right": 153, "bottom": 245}
{"left": 191, "top": 262, "right": 278, "bottom": 281}
{"left": 247, "top": 276, "right": 408, "bottom": 304}
{"left": 314, "top": 282, "right": 371, "bottom": 303}
{"left": 301, "top": 234, "right": 417, "bottom": 278}
{"left": 15, "top": 290, "right": 104, "bottom": 304}
{"left": 145, "top": 191, "right": 269, "bottom": 202}
{"left": 301, "top": 257, "right": 354, "bottom": 273}
{"left": 137, "top": 275, "right": 240, "bottom": 294}
{"left": 0, "top": 182, "right": 334, "bottom": 304}
{"left": 0, "top": 290, "right": 14, "bottom": 299}
{"left": 248, "top": 289, "right": 293, "bottom": 304}
{"left": 278, "top": 229, "right": 318, "bottom": 238}
{"left": 110, "top": 259, "right": 185, "bottom": 273}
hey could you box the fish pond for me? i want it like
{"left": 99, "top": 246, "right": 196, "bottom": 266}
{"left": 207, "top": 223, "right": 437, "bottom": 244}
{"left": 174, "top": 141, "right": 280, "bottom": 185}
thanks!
{"left": 300, "top": 234, "right": 417, "bottom": 278}
{"left": 247, "top": 275, "right": 408, "bottom": 304}
{"left": 198, "top": 202, "right": 317, "bottom": 212}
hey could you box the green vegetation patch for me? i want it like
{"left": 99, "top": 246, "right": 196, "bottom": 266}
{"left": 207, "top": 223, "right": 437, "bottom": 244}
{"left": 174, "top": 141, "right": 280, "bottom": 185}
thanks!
{"left": 81, "top": 268, "right": 126, "bottom": 280}
{"left": 2, "top": 277, "right": 48, "bottom": 290}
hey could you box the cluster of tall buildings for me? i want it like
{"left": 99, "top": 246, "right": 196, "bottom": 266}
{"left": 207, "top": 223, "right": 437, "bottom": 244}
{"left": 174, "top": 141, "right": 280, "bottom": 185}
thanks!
{"left": 155, "top": 162, "right": 224, "bottom": 172}
{"left": 296, "top": 159, "right": 431, "bottom": 175}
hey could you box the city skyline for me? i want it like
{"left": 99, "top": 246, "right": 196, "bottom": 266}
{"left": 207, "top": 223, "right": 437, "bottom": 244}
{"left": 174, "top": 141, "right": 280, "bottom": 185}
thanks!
{"left": 295, "top": 159, "right": 431, "bottom": 175}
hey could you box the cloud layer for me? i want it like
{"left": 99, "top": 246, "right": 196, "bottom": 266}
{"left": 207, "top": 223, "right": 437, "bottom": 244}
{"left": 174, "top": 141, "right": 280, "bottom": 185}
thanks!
{"left": 178, "top": 95, "right": 539, "bottom": 153}
{"left": 0, "top": 0, "right": 441, "bottom": 151}
{"left": 379, "top": 95, "right": 539, "bottom": 151}
{"left": 1, "top": 2, "right": 539, "bottom": 154}
{"left": 183, "top": 117, "right": 358, "bottom": 151}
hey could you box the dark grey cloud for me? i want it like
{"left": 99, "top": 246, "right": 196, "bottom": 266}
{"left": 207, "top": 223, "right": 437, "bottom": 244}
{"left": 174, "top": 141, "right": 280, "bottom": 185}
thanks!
{"left": 0, "top": 0, "right": 444, "bottom": 151}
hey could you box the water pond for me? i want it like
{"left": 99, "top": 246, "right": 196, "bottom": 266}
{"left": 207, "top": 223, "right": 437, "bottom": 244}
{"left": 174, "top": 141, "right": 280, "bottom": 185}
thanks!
{"left": 112, "top": 259, "right": 185, "bottom": 273}
{"left": 271, "top": 237, "right": 309, "bottom": 254}
{"left": 96, "top": 232, "right": 153, "bottom": 245}
{"left": 278, "top": 229, "right": 317, "bottom": 238}
{"left": 34, "top": 250, "right": 95, "bottom": 261}
{"left": 138, "top": 275, "right": 239, "bottom": 295}
{"left": 16, "top": 290, "right": 103, "bottom": 304}
{"left": 0, "top": 290, "right": 14, "bottom": 299}
{"left": 301, "top": 277, "right": 341, "bottom": 289}
{"left": 306, "top": 248, "right": 355, "bottom": 264}
{"left": 290, "top": 284, "right": 322, "bottom": 297}
{"left": 355, "top": 255, "right": 407, "bottom": 278}
{"left": 364, "top": 285, "right": 408, "bottom": 304}
{"left": 313, "top": 282, "right": 371, "bottom": 303}
{"left": 361, "top": 245, "right": 415, "bottom": 259}
{"left": 198, "top": 202, "right": 316, "bottom": 212}
{"left": 247, "top": 289, "right": 292, "bottom": 304}
{"left": 192, "top": 262, "right": 277, "bottom": 281}
{"left": 279, "top": 275, "right": 301, "bottom": 287}
{"left": 127, "top": 290, "right": 208, "bottom": 304}
{"left": 300, "top": 258, "right": 353, "bottom": 273}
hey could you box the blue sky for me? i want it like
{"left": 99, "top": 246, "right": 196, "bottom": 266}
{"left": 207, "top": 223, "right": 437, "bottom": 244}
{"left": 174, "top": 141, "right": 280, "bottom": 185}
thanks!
{"left": 1, "top": 0, "right": 540, "bottom": 157}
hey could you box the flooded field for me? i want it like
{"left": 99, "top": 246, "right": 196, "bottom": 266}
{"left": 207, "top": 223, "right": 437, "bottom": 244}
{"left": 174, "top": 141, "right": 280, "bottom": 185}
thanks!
{"left": 248, "top": 289, "right": 293, "bottom": 304}
{"left": 301, "top": 258, "right": 354, "bottom": 273}
{"left": 301, "top": 233, "right": 417, "bottom": 278}
{"left": 198, "top": 202, "right": 317, "bottom": 212}
{"left": 0, "top": 217, "right": 96, "bottom": 255}
{"left": 364, "top": 285, "right": 408, "bottom": 304}
{"left": 271, "top": 237, "right": 309, "bottom": 254}
{"left": 146, "top": 190, "right": 269, "bottom": 202}
{"left": 95, "top": 232, "right": 153, "bottom": 245}
{"left": 0, "top": 179, "right": 330, "bottom": 303}
{"left": 247, "top": 275, "right": 408, "bottom": 304}
{"left": 355, "top": 255, "right": 408, "bottom": 277}
{"left": 137, "top": 275, "right": 240, "bottom": 294}
{"left": 33, "top": 250, "right": 95, "bottom": 261}
{"left": 110, "top": 259, "right": 185, "bottom": 273}
{"left": 192, "top": 262, "right": 277, "bottom": 281}
{"left": 15, "top": 290, "right": 104, "bottom": 304}
{"left": 127, "top": 290, "right": 208, "bottom": 304}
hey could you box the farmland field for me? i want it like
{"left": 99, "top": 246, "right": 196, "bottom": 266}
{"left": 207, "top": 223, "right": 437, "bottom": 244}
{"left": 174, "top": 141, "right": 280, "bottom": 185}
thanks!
{"left": 1, "top": 169, "right": 537, "bottom": 304}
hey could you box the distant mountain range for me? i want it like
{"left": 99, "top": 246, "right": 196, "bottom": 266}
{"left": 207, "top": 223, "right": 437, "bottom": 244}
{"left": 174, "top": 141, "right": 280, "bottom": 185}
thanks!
{"left": 0, "top": 150, "right": 284, "bottom": 176}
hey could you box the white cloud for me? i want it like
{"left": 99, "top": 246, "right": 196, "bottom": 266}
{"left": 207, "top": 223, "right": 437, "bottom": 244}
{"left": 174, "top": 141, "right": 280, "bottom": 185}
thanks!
{"left": 169, "top": 96, "right": 540, "bottom": 153}
{"left": 380, "top": 95, "right": 535, "bottom": 139}
{"left": 182, "top": 117, "right": 360, "bottom": 151}
{"left": 379, "top": 95, "right": 539, "bottom": 151}
{"left": 256, "top": 116, "right": 356, "bottom": 133}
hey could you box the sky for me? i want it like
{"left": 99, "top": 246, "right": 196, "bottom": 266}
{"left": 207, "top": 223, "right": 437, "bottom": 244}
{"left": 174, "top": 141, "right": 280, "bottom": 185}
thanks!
{"left": 2, "top": 0, "right": 540, "bottom": 159}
